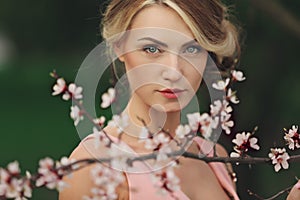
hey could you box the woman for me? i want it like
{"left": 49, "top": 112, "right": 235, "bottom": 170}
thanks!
{"left": 60, "top": 0, "right": 241, "bottom": 199}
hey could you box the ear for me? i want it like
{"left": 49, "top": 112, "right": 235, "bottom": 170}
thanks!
{"left": 113, "top": 43, "right": 125, "bottom": 62}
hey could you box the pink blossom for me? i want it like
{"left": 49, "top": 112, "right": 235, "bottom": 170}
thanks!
{"left": 268, "top": 148, "right": 290, "bottom": 172}
{"left": 101, "top": 88, "right": 116, "bottom": 108}
{"left": 231, "top": 70, "right": 246, "bottom": 82}
{"left": 284, "top": 125, "right": 300, "bottom": 150}
{"left": 212, "top": 78, "right": 230, "bottom": 90}
{"left": 52, "top": 78, "right": 66, "bottom": 96}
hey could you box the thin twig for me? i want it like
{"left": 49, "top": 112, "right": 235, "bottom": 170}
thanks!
{"left": 248, "top": 185, "right": 294, "bottom": 200}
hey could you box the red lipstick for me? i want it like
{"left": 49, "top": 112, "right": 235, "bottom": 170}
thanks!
{"left": 158, "top": 88, "right": 184, "bottom": 99}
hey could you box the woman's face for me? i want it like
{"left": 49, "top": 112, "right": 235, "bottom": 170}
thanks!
{"left": 116, "top": 5, "right": 208, "bottom": 113}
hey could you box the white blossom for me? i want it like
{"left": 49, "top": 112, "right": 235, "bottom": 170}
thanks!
{"left": 186, "top": 112, "right": 218, "bottom": 139}
{"left": 227, "top": 88, "right": 239, "bottom": 104}
{"left": 107, "top": 114, "right": 129, "bottom": 134}
{"left": 210, "top": 100, "right": 222, "bottom": 116}
{"left": 141, "top": 133, "right": 172, "bottom": 162}
{"left": 83, "top": 164, "right": 124, "bottom": 200}
{"left": 230, "top": 152, "right": 240, "bottom": 158}
{"left": 231, "top": 70, "right": 246, "bottom": 82}
{"left": 186, "top": 112, "right": 201, "bottom": 132}
{"left": 220, "top": 100, "right": 233, "bottom": 117}
{"left": 175, "top": 124, "right": 191, "bottom": 139}
{"left": 92, "top": 127, "right": 110, "bottom": 149}
{"left": 199, "top": 114, "right": 219, "bottom": 139}
{"left": 139, "top": 127, "right": 150, "bottom": 141}
{"left": 230, "top": 132, "right": 260, "bottom": 157}
{"left": 220, "top": 114, "right": 234, "bottom": 134}
{"left": 212, "top": 78, "right": 230, "bottom": 90}
{"left": 36, "top": 157, "right": 67, "bottom": 191}
{"left": 56, "top": 156, "right": 78, "bottom": 172}
{"left": 0, "top": 162, "right": 32, "bottom": 200}
{"left": 93, "top": 116, "right": 106, "bottom": 126}
{"left": 70, "top": 105, "right": 83, "bottom": 126}
{"left": 52, "top": 78, "right": 66, "bottom": 96}
{"left": 101, "top": 88, "right": 116, "bottom": 108}
{"left": 62, "top": 83, "right": 83, "bottom": 100}
{"left": 156, "top": 145, "right": 172, "bottom": 162}
{"left": 210, "top": 100, "right": 232, "bottom": 117}
{"left": 7, "top": 161, "right": 20, "bottom": 175}
{"left": 144, "top": 133, "right": 170, "bottom": 150}
{"left": 152, "top": 162, "right": 180, "bottom": 196}
{"left": 108, "top": 146, "right": 130, "bottom": 170}
{"left": 284, "top": 125, "right": 300, "bottom": 150}
{"left": 268, "top": 148, "right": 290, "bottom": 172}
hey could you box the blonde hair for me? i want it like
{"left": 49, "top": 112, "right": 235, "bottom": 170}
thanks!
{"left": 101, "top": 0, "right": 240, "bottom": 70}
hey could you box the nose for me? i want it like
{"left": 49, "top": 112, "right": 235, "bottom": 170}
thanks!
{"left": 161, "top": 53, "right": 182, "bottom": 82}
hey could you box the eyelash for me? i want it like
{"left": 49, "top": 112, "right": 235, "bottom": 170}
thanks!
{"left": 142, "top": 45, "right": 202, "bottom": 55}
{"left": 142, "top": 45, "right": 162, "bottom": 54}
{"left": 183, "top": 45, "right": 202, "bottom": 55}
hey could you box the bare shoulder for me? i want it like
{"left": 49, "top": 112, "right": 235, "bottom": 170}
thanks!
{"left": 59, "top": 141, "right": 97, "bottom": 200}
{"left": 215, "top": 143, "right": 229, "bottom": 157}
{"left": 286, "top": 181, "right": 300, "bottom": 200}
{"left": 59, "top": 130, "right": 129, "bottom": 200}
{"left": 215, "top": 143, "right": 237, "bottom": 189}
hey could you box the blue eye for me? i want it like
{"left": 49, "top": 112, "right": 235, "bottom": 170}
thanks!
{"left": 143, "top": 45, "right": 161, "bottom": 54}
{"left": 184, "top": 45, "right": 202, "bottom": 54}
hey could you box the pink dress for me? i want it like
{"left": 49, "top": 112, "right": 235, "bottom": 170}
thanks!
{"left": 80, "top": 134, "right": 239, "bottom": 200}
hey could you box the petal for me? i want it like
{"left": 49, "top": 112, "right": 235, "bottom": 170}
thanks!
{"left": 230, "top": 152, "right": 240, "bottom": 157}
{"left": 62, "top": 93, "right": 70, "bottom": 101}
{"left": 68, "top": 83, "right": 76, "bottom": 93}
{"left": 281, "top": 161, "right": 289, "bottom": 169}
{"left": 274, "top": 163, "right": 281, "bottom": 172}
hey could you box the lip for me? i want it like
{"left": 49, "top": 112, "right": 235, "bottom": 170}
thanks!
{"left": 158, "top": 88, "right": 185, "bottom": 99}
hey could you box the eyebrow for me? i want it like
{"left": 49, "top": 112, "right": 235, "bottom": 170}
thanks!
{"left": 137, "top": 37, "right": 198, "bottom": 47}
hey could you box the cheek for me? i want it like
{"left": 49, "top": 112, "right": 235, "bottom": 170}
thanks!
{"left": 123, "top": 52, "right": 143, "bottom": 70}
{"left": 182, "top": 57, "right": 207, "bottom": 91}
{"left": 186, "top": 71, "right": 202, "bottom": 91}
{"left": 123, "top": 53, "right": 161, "bottom": 91}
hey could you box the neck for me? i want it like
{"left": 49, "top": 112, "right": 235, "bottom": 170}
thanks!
{"left": 124, "top": 93, "right": 181, "bottom": 138}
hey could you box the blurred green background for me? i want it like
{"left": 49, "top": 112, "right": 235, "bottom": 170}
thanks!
{"left": 0, "top": 0, "right": 299, "bottom": 199}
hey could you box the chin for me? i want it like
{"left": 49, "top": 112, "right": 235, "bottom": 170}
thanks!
{"left": 155, "top": 103, "right": 186, "bottom": 113}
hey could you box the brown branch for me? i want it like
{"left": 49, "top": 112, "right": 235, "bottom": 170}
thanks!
{"left": 248, "top": 185, "right": 294, "bottom": 200}
{"left": 58, "top": 150, "right": 300, "bottom": 176}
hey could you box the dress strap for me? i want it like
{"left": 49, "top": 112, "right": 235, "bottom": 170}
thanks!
{"left": 193, "top": 137, "right": 240, "bottom": 200}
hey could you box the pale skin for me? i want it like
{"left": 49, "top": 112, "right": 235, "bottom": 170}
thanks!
{"left": 287, "top": 181, "right": 300, "bottom": 200}
{"left": 60, "top": 4, "right": 300, "bottom": 200}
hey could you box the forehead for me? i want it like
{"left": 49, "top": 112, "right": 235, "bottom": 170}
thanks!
{"left": 129, "top": 5, "right": 195, "bottom": 40}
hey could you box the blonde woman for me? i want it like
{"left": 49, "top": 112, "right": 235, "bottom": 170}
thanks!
{"left": 60, "top": 0, "right": 260, "bottom": 199}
